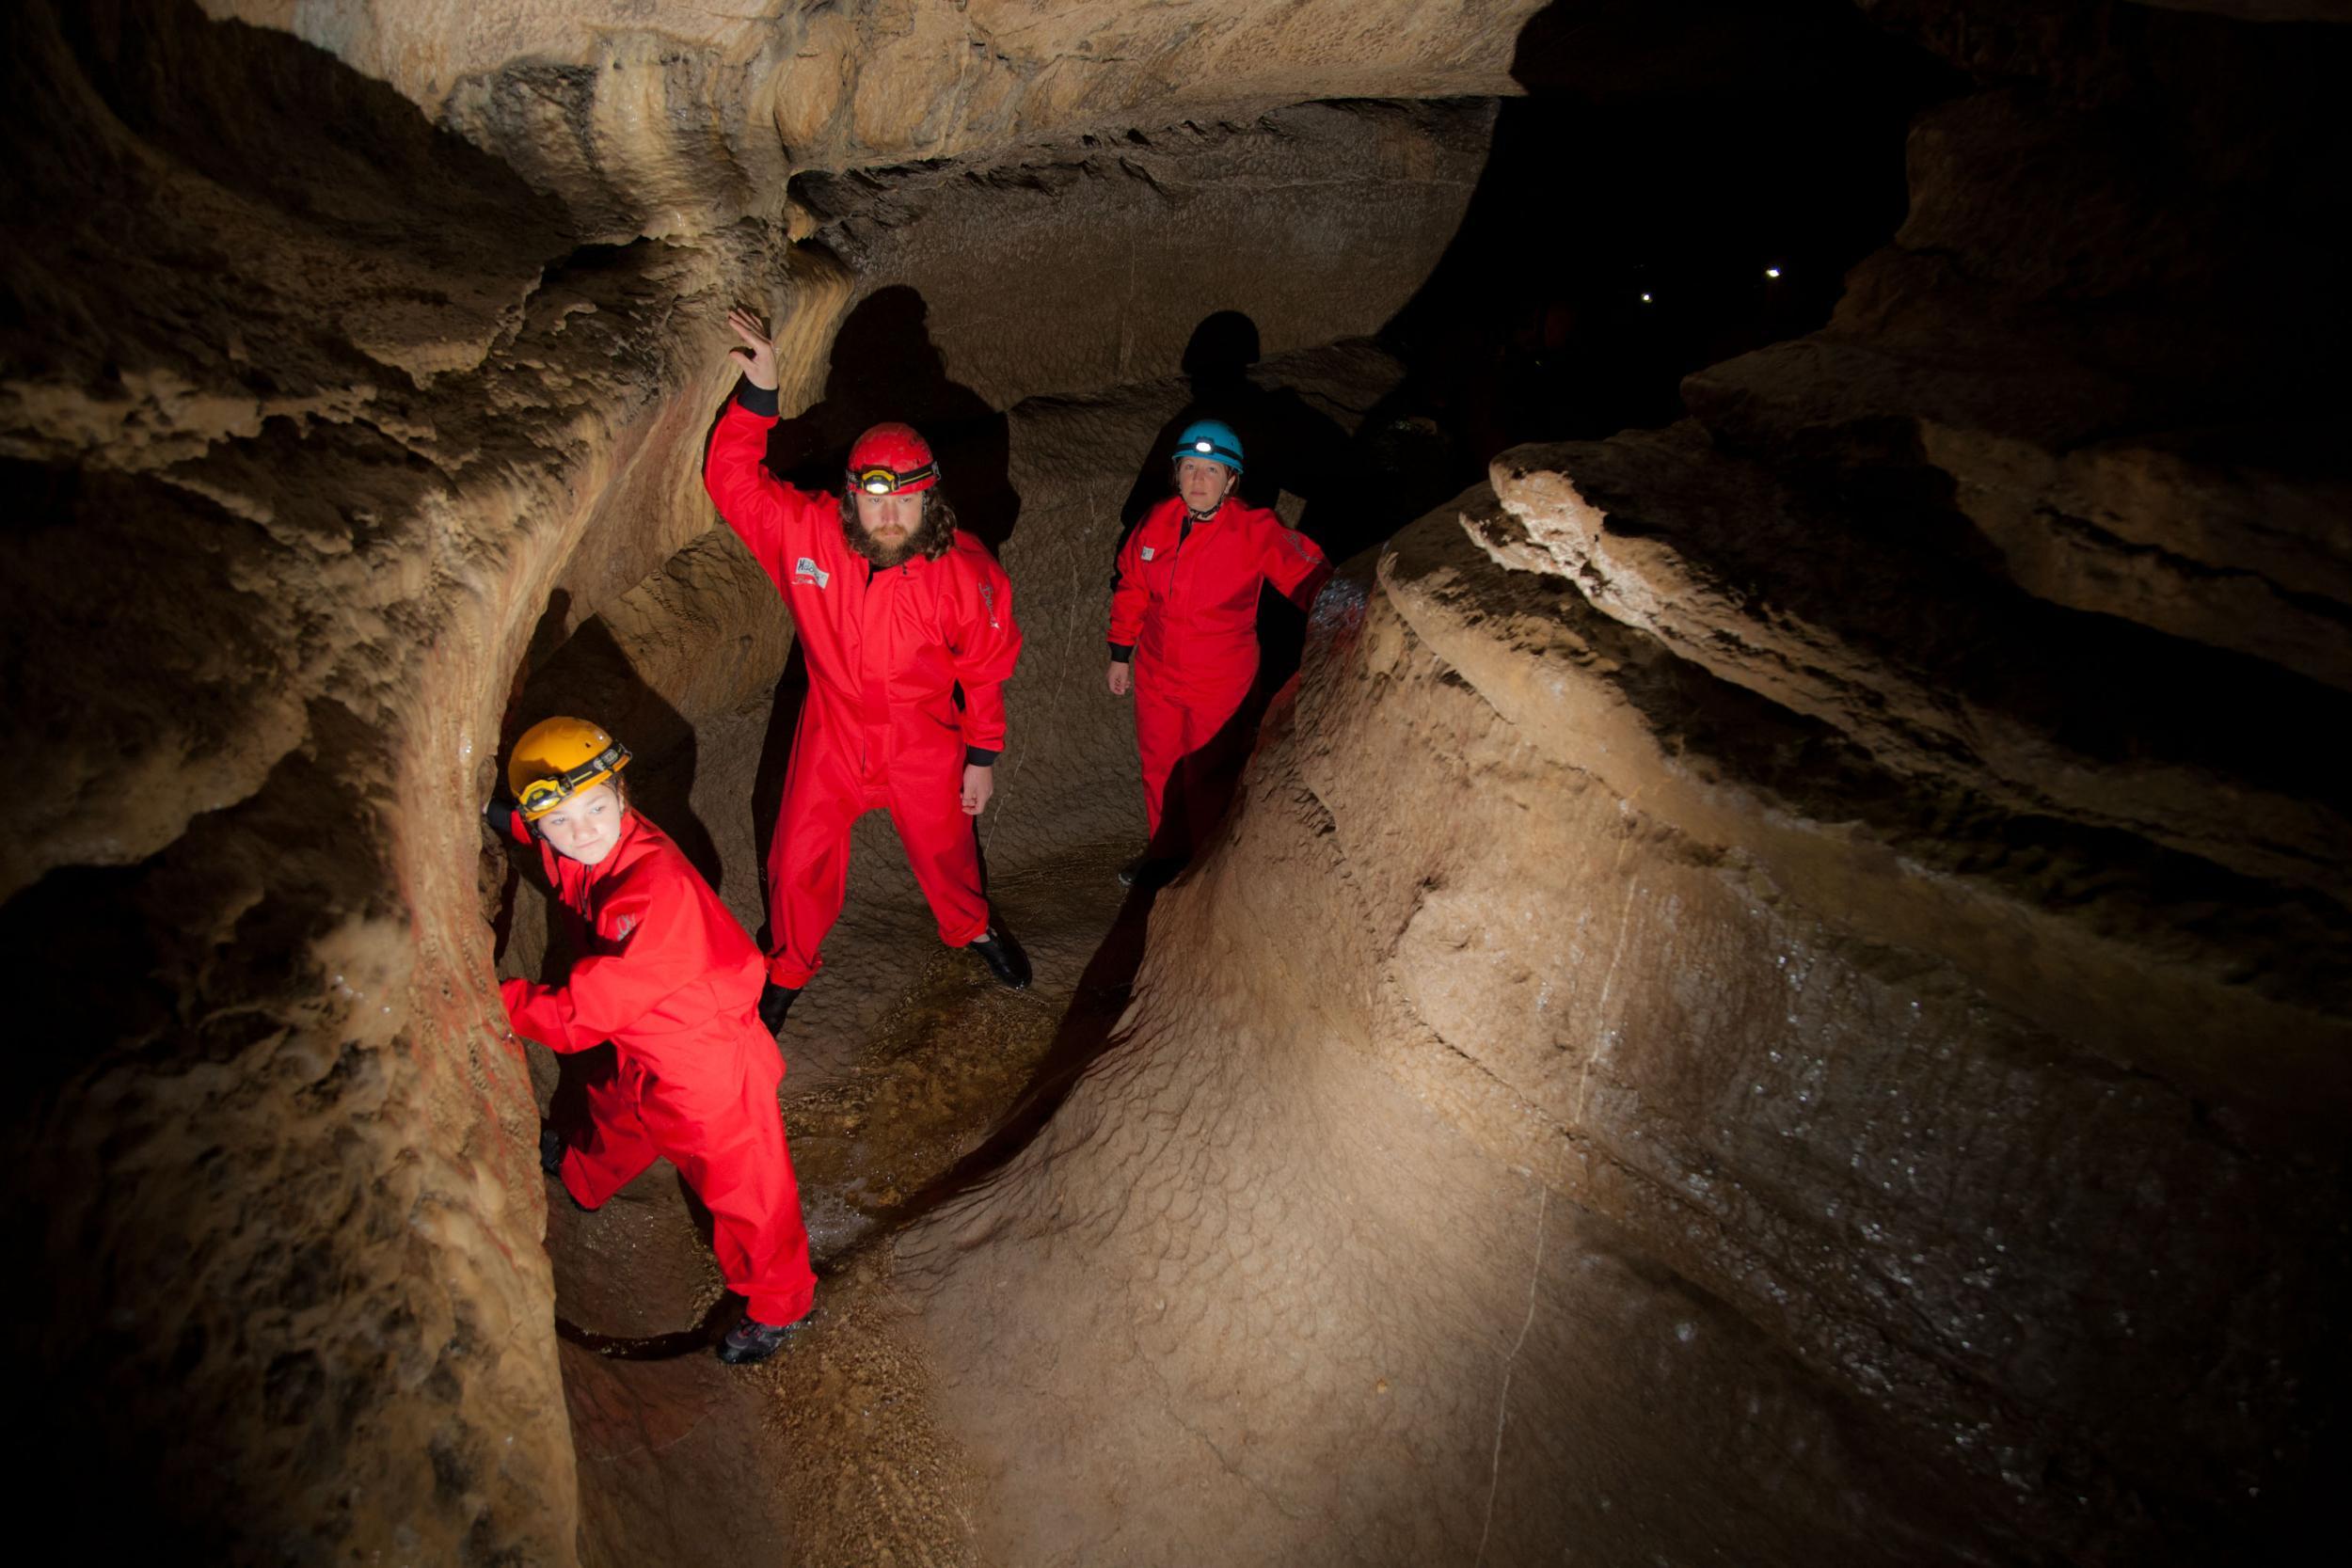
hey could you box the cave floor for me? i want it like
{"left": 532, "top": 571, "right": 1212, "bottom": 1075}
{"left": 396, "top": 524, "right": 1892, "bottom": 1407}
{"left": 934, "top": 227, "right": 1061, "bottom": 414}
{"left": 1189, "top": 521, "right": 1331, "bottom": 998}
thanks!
{"left": 514, "top": 681, "right": 2035, "bottom": 1567}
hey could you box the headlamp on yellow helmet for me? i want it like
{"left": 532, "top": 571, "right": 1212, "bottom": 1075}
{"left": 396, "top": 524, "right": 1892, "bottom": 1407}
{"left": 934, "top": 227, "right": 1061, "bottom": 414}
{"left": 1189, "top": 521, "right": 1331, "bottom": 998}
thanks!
{"left": 508, "top": 717, "right": 631, "bottom": 821}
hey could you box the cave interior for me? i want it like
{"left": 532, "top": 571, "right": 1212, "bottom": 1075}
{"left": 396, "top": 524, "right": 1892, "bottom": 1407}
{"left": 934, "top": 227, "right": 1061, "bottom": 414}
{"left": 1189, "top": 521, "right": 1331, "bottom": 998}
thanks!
{"left": 2, "top": 0, "right": 2347, "bottom": 1563}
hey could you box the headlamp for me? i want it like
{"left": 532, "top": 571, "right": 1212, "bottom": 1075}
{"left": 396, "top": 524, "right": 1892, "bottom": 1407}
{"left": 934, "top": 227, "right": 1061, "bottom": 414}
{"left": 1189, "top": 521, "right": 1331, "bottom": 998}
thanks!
{"left": 851, "top": 462, "right": 937, "bottom": 497}
{"left": 516, "top": 742, "right": 629, "bottom": 816}
{"left": 1193, "top": 439, "right": 1214, "bottom": 452}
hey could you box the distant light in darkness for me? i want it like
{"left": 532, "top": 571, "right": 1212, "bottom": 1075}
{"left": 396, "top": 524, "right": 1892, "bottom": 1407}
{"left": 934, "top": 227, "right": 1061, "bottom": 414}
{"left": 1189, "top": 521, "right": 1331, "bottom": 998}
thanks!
{"left": 1639, "top": 292, "right": 1654, "bottom": 304}
{"left": 1765, "top": 265, "right": 1783, "bottom": 278}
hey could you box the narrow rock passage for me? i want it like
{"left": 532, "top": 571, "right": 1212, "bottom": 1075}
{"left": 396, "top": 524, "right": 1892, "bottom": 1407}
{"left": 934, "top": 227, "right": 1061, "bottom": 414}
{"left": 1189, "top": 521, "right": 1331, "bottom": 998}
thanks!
{"left": 525, "top": 792, "right": 1136, "bottom": 1564}
{"left": 502, "top": 343, "right": 1409, "bottom": 1562}
{"left": 14, "top": 2, "right": 2345, "bottom": 1560}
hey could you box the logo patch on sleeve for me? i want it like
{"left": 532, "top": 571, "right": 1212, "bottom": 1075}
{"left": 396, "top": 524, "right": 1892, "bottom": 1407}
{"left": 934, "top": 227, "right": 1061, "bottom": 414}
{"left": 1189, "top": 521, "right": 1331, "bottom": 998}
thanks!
{"left": 1141, "top": 546, "right": 1156, "bottom": 561}
{"left": 792, "top": 557, "right": 831, "bottom": 589}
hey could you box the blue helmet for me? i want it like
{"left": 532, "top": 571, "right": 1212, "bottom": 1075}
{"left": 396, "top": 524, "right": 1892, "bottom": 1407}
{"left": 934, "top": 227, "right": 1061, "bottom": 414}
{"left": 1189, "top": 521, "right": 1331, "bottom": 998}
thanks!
{"left": 1170, "top": 419, "right": 1244, "bottom": 474}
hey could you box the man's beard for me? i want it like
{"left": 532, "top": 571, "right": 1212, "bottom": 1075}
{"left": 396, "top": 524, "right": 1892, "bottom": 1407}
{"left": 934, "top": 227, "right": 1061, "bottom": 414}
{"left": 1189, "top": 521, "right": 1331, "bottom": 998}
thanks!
{"left": 840, "top": 492, "right": 952, "bottom": 567}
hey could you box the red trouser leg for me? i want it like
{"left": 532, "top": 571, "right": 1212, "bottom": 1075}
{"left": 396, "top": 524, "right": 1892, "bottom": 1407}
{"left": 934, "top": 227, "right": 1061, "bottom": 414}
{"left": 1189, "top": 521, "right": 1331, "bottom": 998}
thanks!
{"left": 1175, "top": 677, "right": 1256, "bottom": 853}
{"left": 764, "top": 718, "right": 865, "bottom": 988}
{"left": 1135, "top": 659, "right": 1253, "bottom": 858}
{"left": 643, "top": 1030, "right": 818, "bottom": 1326}
{"left": 1133, "top": 671, "right": 1187, "bottom": 841}
{"left": 887, "top": 773, "right": 990, "bottom": 947}
{"left": 561, "top": 1053, "right": 662, "bottom": 1210}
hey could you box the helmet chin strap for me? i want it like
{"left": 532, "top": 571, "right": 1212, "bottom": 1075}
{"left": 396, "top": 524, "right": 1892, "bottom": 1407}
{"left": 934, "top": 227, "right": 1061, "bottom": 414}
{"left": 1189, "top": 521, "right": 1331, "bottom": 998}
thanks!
{"left": 1184, "top": 480, "right": 1230, "bottom": 525}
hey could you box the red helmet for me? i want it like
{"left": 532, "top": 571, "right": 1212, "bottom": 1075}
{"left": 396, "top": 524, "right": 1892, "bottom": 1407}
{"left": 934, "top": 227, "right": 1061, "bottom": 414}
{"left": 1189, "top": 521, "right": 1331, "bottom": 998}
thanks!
{"left": 846, "top": 422, "right": 940, "bottom": 496}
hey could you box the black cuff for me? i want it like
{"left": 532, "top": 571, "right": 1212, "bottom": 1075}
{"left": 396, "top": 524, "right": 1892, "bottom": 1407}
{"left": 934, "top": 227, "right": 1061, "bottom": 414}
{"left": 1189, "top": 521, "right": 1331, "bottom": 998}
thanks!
{"left": 1107, "top": 643, "right": 1134, "bottom": 664}
{"left": 964, "top": 746, "right": 1000, "bottom": 767}
{"left": 735, "top": 379, "right": 780, "bottom": 418}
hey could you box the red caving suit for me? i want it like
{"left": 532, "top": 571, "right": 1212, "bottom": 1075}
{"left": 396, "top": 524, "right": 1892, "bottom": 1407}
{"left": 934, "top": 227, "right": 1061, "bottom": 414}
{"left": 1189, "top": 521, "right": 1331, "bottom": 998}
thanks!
{"left": 704, "top": 395, "right": 1024, "bottom": 988}
{"left": 1108, "top": 494, "right": 1329, "bottom": 854}
{"left": 500, "top": 807, "right": 818, "bottom": 1327}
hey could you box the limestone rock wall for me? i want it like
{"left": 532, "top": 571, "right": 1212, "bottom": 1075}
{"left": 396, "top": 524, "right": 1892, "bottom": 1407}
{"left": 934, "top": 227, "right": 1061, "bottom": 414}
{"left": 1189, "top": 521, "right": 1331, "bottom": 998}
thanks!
{"left": 202, "top": 0, "right": 1543, "bottom": 244}
{"left": 13, "top": 0, "right": 2345, "bottom": 1558}
{"left": 892, "top": 4, "right": 2349, "bottom": 1563}
{"left": 796, "top": 100, "right": 1496, "bottom": 409}
{"left": 0, "top": 0, "right": 1504, "bottom": 1557}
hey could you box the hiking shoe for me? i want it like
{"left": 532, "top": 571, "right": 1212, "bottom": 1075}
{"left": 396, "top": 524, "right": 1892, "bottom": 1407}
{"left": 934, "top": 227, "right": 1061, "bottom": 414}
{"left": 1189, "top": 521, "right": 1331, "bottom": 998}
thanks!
{"left": 757, "top": 980, "right": 801, "bottom": 1036}
{"left": 968, "top": 926, "right": 1031, "bottom": 990}
{"left": 717, "top": 1314, "right": 804, "bottom": 1366}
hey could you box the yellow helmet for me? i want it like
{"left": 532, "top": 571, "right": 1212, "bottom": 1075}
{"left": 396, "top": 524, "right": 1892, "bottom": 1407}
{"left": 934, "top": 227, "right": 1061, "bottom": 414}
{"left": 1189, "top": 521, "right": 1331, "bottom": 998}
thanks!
{"left": 508, "top": 717, "right": 631, "bottom": 820}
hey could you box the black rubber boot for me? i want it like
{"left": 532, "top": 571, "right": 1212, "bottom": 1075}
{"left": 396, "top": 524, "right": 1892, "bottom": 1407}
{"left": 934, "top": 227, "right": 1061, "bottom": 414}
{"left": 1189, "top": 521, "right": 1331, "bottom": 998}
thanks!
{"left": 968, "top": 925, "right": 1031, "bottom": 990}
{"left": 1117, "top": 854, "right": 1180, "bottom": 890}
{"left": 539, "top": 1128, "right": 594, "bottom": 1212}
{"left": 757, "top": 979, "right": 801, "bottom": 1036}
{"left": 717, "top": 1313, "right": 805, "bottom": 1365}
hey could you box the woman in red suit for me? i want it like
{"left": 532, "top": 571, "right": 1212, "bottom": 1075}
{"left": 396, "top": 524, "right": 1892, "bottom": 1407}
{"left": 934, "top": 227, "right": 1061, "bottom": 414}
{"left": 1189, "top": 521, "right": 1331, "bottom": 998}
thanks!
{"left": 1106, "top": 420, "right": 1329, "bottom": 877}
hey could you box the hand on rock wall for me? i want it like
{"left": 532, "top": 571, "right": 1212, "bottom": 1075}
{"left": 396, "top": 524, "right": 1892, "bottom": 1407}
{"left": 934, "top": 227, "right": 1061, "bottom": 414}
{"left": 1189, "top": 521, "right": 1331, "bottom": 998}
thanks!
{"left": 726, "top": 308, "right": 780, "bottom": 391}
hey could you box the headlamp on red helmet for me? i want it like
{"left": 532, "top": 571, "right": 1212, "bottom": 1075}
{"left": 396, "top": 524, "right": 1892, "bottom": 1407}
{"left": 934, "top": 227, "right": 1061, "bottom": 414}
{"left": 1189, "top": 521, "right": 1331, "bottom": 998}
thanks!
{"left": 846, "top": 422, "right": 940, "bottom": 496}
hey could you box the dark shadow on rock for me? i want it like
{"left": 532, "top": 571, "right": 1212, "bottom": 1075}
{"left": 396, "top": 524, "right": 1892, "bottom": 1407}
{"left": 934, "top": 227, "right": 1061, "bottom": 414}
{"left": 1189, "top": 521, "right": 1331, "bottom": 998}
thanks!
{"left": 883, "top": 671, "right": 1318, "bottom": 1241}
{"left": 748, "top": 641, "right": 810, "bottom": 951}
{"left": 886, "top": 873, "right": 1167, "bottom": 1232}
{"left": 554, "top": 1291, "right": 740, "bottom": 1362}
{"left": 766, "top": 284, "right": 1021, "bottom": 552}
{"left": 1138, "top": 675, "right": 1280, "bottom": 870}
{"left": 487, "top": 587, "right": 573, "bottom": 964}
{"left": 1110, "top": 310, "right": 1362, "bottom": 738}
{"left": 507, "top": 616, "right": 724, "bottom": 895}
{"left": 1116, "top": 310, "right": 1352, "bottom": 534}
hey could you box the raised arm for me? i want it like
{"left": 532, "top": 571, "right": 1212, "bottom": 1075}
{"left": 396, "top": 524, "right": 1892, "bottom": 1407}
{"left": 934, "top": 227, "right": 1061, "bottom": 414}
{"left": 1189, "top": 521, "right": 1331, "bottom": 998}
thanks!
{"left": 703, "top": 309, "right": 813, "bottom": 577}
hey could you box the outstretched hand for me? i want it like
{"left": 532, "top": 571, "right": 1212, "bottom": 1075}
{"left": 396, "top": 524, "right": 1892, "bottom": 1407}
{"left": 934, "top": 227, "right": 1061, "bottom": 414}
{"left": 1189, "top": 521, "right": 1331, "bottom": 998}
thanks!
{"left": 1106, "top": 661, "right": 1130, "bottom": 697}
{"left": 726, "top": 308, "right": 780, "bottom": 391}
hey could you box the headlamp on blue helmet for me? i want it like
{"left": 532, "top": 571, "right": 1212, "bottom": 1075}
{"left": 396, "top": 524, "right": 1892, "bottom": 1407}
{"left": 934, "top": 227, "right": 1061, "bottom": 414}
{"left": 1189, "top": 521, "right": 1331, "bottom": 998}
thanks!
{"left": 1170, "top": 420, "right": 1244, "bottom": 475}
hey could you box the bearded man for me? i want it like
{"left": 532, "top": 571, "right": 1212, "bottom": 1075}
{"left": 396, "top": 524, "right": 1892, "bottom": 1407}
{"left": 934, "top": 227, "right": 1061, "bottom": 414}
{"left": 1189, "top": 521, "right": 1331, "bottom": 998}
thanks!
{"left": 705, "top": 308, "right": 1029, "bottom": 1034}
